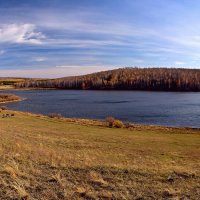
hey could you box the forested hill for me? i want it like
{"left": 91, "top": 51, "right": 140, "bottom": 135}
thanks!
{"left": 16, "top": 68, "right": 200, "bottom": 91}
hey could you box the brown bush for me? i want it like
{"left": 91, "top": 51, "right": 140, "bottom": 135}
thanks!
{"left": 105, "top": 117, "right": 115, "bottom": 127}
{"left": 48, "top": 113, "right": 62, "bottom": 119}
{"left": 105, "top": 117, "right": 124, "bottom": 128}
{"left": 112, "top": 120, "right": 124, "bottom": 128}
{"left": 0, "top": 106, "right": 8, "bottom": 110}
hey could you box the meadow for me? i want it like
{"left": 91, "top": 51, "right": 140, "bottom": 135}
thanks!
{"left": 0, "top": 109, "right": 199, "bottom": 199}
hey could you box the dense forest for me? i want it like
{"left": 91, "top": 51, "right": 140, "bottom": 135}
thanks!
{"left": 15, "top": 68, "right": 200, "bottom": 91}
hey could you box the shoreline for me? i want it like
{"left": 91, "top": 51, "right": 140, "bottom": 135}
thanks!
{"left": 0, "top": 98, "right": 25, "bottom": 104}
{"left": 0, "top": 86, "right": 55, "bottom": 91}
{"left": 1, "top": 106, "right": 199, "bottom": 199}
{"left": 1, "top": 85, "right": 200, "bottom": 92}
{"left": 0, "top": 93, "right": 26, "bottom": 104}
{"left": 2, "top": 109, "right": 200, "bottom": 133}
{"left": 0, "top": 91, "right": 199, "bottom": 130}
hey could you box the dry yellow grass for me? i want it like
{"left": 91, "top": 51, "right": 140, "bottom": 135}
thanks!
{"left": 0, "top": 85, "right": 15, "bottom": 90}
{"left": 0, "top": 110, "right": 199, "bottom": 199}
{"left": 0, "top": 94, "right": 22, "bottom": 104}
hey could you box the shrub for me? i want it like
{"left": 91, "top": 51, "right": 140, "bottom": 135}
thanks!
{"left": 112, "top": 119, "right": 124, "bottom": 128}
{"left": 48, "top": 113, "right": 62, "bottom": 119}
{"left": 0, "top": 106, "right": 8, "bottom": 110}
{"left": 105, "top": 117, "right": 124, "bottom": 128}
{"left": 105, "top": 116, "right": 115, "bottom": 127}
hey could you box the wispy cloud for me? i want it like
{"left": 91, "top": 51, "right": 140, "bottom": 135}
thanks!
{"left": 0, "top": 24, "right": 45, "bottom": 44}
{"left": 33, "top": 57, "right": 47, "bottom": 62}
{"left": 175, "top": 61, "right": 185, "bottom": 66}
{"left": 0, "top": 65, "right": 117, "bottom": 78}
{"left": 0, "top": 0, "right": 200, "bottom": 77}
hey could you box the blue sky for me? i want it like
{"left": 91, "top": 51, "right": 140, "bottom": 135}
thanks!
{"left": 0, "top": 0, "right": 200, "bottom": 77}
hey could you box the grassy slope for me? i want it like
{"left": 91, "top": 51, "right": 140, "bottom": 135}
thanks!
{"left": 0, "top": 79, "right": 23, "bottom": 90}
{"left": 0, "top": 110, "right": 199, "bottom": 199}
{"left": 0, "top": 78, "right": 47, "bottom": 90}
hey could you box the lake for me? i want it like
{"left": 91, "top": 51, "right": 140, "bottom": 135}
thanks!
{"left": 1, "top": 90, "right": 200, "bottom": 128}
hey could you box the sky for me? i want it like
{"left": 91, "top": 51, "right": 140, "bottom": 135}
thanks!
{"left": 0, "top": 0, "right": 200, "bottom": 78}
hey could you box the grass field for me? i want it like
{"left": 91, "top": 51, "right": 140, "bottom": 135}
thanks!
{"left": 0, "top": 78, "right": 26, "bottom": 90}
{"left": 0, "top": 78, "right": 47, "bottom": 90}
{"left": 0, "top": 110, "right": 199, "bottom": 199}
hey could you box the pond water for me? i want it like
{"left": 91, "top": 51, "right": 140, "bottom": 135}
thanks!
{"left": 1, "top": 90, "right": 200, "bottom": 128}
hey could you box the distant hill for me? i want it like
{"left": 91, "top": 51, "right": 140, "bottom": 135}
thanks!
{"left": 0, "top": 77, "right": 47, "bottom": 90}
{"left": 16, "top": 67, "right": 200, "bottom": 91}
{"left": 0, "top": 78, "right": 43, "bottom": 85}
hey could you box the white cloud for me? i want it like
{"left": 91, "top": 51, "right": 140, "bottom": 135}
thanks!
{"left": 175, "top": 61, "right": 185, "bottom": 65}
{"left": 33, "top": 57, "right": 47, "bottom": 62}
{"left": 0, "top": 24, "right": 45, "bottom": 44}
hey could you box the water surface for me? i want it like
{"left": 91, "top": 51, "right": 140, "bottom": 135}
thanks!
{"left": 1, "top": 90, "right": 200, "bottom": 128}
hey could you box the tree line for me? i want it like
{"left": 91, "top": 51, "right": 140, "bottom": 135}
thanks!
{"left": 15, "top": 68, "right": 200, "bottom": 91}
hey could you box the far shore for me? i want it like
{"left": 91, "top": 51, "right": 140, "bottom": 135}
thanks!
{"left": 2, "top": 86, "right": 200, "bottom": 92}
{"left": 0, "top": 85, "right": 15, "bottom": 90}
{"left": 0, "top": 85, "right": 53, "bottom": 91}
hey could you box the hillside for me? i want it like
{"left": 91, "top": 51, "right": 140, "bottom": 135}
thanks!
{"left": 0, "top": 78, "right": 31, "bottom": 85}
{"left": 0, "top": 78, "right": 27, "bottom": 90}
{"left": 16, "top": 68, "right": 200, "bottom": 91}
{"left": 0, "top": 109, "right": 199, "bottom": 199}
{"left": 0, "top": 78, "right": 48, "bottom": 90}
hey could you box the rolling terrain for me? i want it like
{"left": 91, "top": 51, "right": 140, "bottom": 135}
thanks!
{"left": 0, "top": 78, "right": 47, "bottom": 90}
{"left": 16, "top": 68, "right": 200, "bottom": 91}
{"left": 0, "top": 109, "right": 199, "bottom": 199}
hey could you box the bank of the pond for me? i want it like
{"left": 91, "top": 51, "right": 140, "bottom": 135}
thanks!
{"left": 0, "top": 109, "right": 199, "bottom": 199}
{"left": 0, "top": 93, "right": 24, "bottom": 104}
